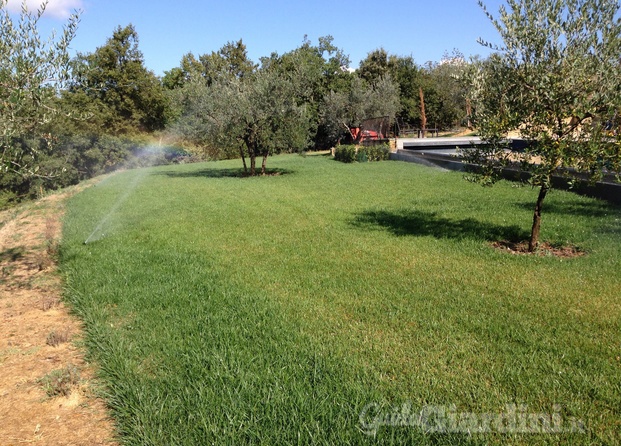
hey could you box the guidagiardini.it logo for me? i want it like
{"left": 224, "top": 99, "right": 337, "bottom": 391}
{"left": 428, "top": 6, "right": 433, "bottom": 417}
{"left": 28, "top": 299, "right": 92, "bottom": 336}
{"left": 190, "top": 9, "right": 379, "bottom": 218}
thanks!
{"left": 359, "top": 402, "right": 586, "bottom": 436}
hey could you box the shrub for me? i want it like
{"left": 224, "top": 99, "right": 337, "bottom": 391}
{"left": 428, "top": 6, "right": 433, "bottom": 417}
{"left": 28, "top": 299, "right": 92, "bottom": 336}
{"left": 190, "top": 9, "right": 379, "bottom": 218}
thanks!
{"left": 0, "top": 190, "right": 18, "bottom": 209}
{"left": 366, "top": 144, "right": 391, "bottom": 161}
{"left": 333, "top": 145, "right": 357, "bottom": 163}
{"left": 356, "top": 146, "right": 369, "bottom": 162}
{"left": 0, "top": 135, "right": 200, "bottom": 208}
{"left": 334, "top": 144, "right": 390, "bottom": 163}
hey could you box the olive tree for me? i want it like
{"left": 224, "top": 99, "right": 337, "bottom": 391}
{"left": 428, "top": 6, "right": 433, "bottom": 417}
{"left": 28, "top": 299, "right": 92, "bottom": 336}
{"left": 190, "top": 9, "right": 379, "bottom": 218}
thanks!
{"left": 223, "top": 68, "right": 312, "bottom": 175}
{"left": 259, "top": 36, "right": 352, "bottom": 149}
{"left": 467, "top": 0, "right": 621, "bottom": 251}
{"left": 171, "top": 66, "right": 311, "bottom": 175}
{"left": 0, "top": 0, "right": 79, "bottom": 177}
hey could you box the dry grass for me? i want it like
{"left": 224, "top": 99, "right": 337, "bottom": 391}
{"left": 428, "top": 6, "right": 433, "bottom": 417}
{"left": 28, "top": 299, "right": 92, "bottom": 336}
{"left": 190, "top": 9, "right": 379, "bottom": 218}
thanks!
{"left": 0, "top": 181, "right": 117, "bottom": 446}
{"left": 45, "top": 329, "right": 71, "bottom": 347}
{"left": 39, "top": 365, "right": 81, "bottom": 397}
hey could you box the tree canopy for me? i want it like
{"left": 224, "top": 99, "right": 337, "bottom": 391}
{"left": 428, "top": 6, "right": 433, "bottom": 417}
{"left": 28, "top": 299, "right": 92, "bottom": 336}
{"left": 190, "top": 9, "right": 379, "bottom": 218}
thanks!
{"left": 169, "top": 45, "right": 312, "bottom": 175}
{"left": 0, "top": 0, "right": 79, "bottom": 177}
{"left": 68, "top": 24, "right": 169, "bottom": 134}
{"left": 169, "top": 37, "right": 402, "bottom": 173}
{"left": 0, "top": 6, "right": 494, "bottom": 202}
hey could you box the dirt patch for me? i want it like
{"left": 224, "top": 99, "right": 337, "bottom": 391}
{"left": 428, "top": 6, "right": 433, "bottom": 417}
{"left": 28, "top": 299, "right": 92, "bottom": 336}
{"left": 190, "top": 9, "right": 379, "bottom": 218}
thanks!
{"left": 0, "top": 183, "right": 117, "bottom": 445}
{"left": 492, "top": 240, "right": 586, "bottom": 258}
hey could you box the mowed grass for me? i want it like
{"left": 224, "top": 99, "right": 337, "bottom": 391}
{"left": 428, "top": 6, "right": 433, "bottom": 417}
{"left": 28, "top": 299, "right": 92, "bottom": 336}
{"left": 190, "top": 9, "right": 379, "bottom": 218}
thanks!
{"left": 61, "top": 154, "right": 621, "bottom": 445}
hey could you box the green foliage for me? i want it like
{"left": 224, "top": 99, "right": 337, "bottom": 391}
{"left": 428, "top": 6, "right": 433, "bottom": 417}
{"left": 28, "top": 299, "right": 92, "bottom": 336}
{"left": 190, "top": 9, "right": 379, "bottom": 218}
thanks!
{"left": 168, "top": 36, "right": 378, "bottom": 153}
{"left": 358, "top": 49, "right": 467, "bottom": 131}
{"left": 68, "top": 25, "right": 169, "bottom": 134}
{"left": 0, "top": 0, "right": 79, "bottom": 177}
{"left": 0, "top": 20, "right": 189, "bottom": 205}
{"left": 334, "top": 144, "right": 390, "bottom": 163}
{"left": 358, "top": 48, "right": 390, "bottom": 84}
{"left": 364, "top": 143, "right": 391, "bottom": 161}
{"left": 163, "top": 40, "right": 256, "bottom": 90}
{"left": 0, "top": 134, "right": 194, "bottom": 208}
{"left": 258, "top": 36, "right": 353, "bottom": 149}
{"left": 0, "top": 135, "right": 84, "bottom": 204}
{"left": 58, "top": 135, "right": 193, "bottom": 175}
{"left": 0, "top": 4, "right": 486, "bottom": 204}
{"left": 170, "top": 52, "right": 313, "bottom": 175}
{"left": 320, "top": 75, "right": 400, "bottom": 145}
{"left": 356, "top": 147, "right": 368, "bottom": 163}
{"left": 320, "top": 79, "right": 365, "bottom": 144}
{"left": 161, "top": 53, "right": 203, "bottom": 90}
{"left": 333, "top": 144, "right": 357, "bottom": 163}
{"left": 200, "top": 39, "right": 256, "bottom": 84}
{"left": 167, "top": 38, "right": 468, "bottom": 163}
{"left": 470, "top": 0, "right": 621, "bottom": 185}
{"left": 422, "top": 51, "right": 469, "bottom": 129}
{"left": 388, "top": 55, "right": 425, "bottom": 126}
{"left": 0, "top": 189, "right": 18, "bottom": 209}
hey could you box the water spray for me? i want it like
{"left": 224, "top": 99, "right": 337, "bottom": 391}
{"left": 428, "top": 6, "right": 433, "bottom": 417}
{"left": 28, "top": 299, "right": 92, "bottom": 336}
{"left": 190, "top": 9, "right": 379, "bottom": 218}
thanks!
{"left": 83, "top": 167, "right": 148, "bottom": 245}
{"left": 84, "top": 234, "right": 104, "bottom": 245}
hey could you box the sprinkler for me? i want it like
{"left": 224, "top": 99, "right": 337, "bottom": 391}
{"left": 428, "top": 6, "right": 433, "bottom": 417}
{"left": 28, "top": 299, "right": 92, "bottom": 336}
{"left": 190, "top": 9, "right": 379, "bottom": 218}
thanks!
{"left": 84, "top": 233, "right": 104, "bottom": 245}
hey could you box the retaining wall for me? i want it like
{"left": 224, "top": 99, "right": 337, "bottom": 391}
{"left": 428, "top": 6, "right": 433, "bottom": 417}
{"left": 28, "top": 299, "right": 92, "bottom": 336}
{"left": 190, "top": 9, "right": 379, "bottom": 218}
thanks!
{"left": 391, "top": 149, "right": 621, "bottom": 205}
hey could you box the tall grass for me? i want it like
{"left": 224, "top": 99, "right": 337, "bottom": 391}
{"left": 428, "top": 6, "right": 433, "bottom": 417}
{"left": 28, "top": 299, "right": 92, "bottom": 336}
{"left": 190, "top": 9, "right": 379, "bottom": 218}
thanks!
{"left": 61, "top": 154, "right": 621, "bottom": 445}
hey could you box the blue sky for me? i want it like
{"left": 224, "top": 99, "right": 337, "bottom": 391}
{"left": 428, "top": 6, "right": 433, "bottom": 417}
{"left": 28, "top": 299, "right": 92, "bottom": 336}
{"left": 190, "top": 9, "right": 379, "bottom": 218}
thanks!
{"left": 10, "top": 0, "right": 507, "bottom": 76}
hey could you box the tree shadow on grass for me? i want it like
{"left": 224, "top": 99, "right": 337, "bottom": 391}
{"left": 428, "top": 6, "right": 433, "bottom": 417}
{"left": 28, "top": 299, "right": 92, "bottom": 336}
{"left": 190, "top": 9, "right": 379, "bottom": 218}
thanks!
{"left": 154, "top": 167, "right": 294, "bottom": 179}
{"left": 352, "top": 209, "right": 529, "bottom": 242}
{"left": 513, "top": 199, "right": 618, "bottom": 218}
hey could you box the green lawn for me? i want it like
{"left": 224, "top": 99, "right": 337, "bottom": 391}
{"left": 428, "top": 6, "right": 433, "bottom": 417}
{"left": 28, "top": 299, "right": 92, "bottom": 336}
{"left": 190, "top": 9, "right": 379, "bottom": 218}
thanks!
{"left": 61, "top": 154, "right": 621, "bottom": 445}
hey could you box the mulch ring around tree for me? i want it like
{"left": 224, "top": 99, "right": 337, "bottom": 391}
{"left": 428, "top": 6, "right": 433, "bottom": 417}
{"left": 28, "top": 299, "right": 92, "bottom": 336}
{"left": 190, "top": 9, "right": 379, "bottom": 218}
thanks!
{"left": 491, "top": 240, "right": 586, "bottom": 258}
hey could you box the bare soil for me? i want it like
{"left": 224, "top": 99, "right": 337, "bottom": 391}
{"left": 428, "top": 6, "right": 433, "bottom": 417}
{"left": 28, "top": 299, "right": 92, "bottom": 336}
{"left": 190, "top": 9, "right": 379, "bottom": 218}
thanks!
{"left": 492, "top": 240, "right": 586, "bottom": 258}
{"left": 0, "top": 184, "right": 117, "bottom": 445}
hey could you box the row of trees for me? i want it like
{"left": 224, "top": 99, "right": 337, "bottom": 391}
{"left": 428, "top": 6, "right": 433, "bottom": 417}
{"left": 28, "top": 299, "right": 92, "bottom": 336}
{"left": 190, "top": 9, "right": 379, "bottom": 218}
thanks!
{"left": 162, "top": 37, "right": 470, "bottom": 174}
{"left": 2, "top": 0, "right": 621, "bottom": 253}
{"left": 1, "top": 1, "right": 470, "bottom": 203}
{"left": 0, "top": 11, "right": 176, "bottom": 205}
{"left": 0, "top": 2, "right": 469, "bottom": 202}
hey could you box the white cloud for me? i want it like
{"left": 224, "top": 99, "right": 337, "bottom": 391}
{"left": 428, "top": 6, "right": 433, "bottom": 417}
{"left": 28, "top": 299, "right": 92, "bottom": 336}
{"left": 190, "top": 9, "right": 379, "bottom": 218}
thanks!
{"left": 6, "top": 0, "right": 83, "bottom": 19}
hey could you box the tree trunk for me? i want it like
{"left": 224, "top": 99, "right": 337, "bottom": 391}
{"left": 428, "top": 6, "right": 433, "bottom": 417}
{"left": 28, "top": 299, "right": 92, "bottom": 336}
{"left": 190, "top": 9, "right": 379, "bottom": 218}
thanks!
{"left": 419, "top": 87, "right": 427, "bottom": 137}
{"left": 529, "top": 184, "right": 549, "bottom": 252}
{"left": 239, "top": 146, "right": 247, "bottom": 174}
{"left": 466, "top": 98, "right": 472, "bottom": 129}
{"left": 261, "top": 152, "right": 268, "bottom": 175}
{"left": 250, "top": 154, "right": 256, "bottom": 176}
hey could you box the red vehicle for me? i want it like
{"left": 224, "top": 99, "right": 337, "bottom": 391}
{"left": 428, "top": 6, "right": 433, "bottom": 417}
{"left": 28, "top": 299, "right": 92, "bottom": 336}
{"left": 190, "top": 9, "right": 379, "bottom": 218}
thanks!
{"left": 347, "top": 117, "right": 390, "bottom": 143}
